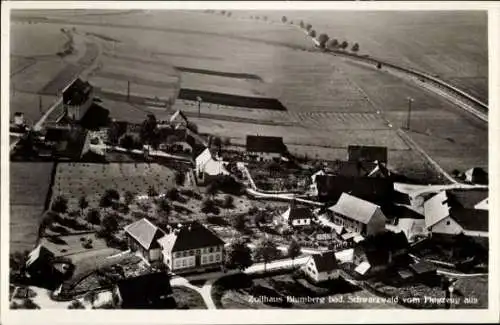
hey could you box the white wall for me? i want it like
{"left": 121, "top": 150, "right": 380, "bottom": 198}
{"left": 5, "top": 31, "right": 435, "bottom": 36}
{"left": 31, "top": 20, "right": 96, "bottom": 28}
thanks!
{"left": 431, "top": 217, "right": 463, "bottom": 235}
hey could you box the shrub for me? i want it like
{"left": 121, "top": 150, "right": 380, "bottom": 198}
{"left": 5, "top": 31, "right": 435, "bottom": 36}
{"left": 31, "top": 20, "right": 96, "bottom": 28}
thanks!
{"left": 201, "top": 199, "right": 220, "bottom": 215}
{"left": 175, "top": 171, "right": 186, "bottom": 186}
{"left": 100, "top": 189, "right": 120, "bottom": 207}
{"left": 147, "top": 185, "right": 158, "bottom": 197}
{"left": 101, "top": 213, "right": 119, "bottom": 234}
{"left": 52, "top": 195, "right": 68, "bottom": 213}
{"left": 86, "top": 209, "right": 101, "bottom": 225}
{"left": 167, "top": 188, "right": 180, "bottom": 201}
{"left": 222, "top": 195, "right": 234, "bottom": 209}
{"left": 68, "top": 300, "right": 85, "bottom": 309}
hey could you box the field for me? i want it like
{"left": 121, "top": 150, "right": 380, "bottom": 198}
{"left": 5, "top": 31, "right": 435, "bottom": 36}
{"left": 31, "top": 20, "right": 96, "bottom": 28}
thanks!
{"left": 51, "top": 163, "right": 177, "bottom": 209}
{"left": 10, "top": 162, "right": 55, "bottom": 254}
{"left": 10, "top": 22, "right": 68, "bottom": 56}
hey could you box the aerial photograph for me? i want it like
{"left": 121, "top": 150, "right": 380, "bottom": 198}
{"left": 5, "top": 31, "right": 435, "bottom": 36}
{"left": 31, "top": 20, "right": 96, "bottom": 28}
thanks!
{"left": 7, "top": 8, "right": 489, "bottom": 311}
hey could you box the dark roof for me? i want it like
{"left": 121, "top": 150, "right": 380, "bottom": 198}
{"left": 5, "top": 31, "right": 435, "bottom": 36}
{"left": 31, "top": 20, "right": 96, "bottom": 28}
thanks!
{"left": 446, "top": 189, "right": 489, "bottom": 209}
{"left": 116, "top": 273, "right": 173, "bottom": 308}
{"left": 287, "top": 206, "right": 313, "bottom": 221}
{"left": 316, "top": 176, "right": 394, "bottom": 207}
{"left": 361, "top": 249, "right": 390, "bottom": 267}
{"left": 246, "top": 135, "right": 286, "bottom": 154}
{"left": 124, "top": 218, "right": 165, "bottom": 250}
{"left": 311, "top": 251, "right": 338, "bottom": 272}
{"left": 409, "top": 261, "right": 437, "bottom": 275}
{"left": 45, "top": 126, "right": 89, "bottom": 160}
{"left": 331, "top": 160, "right": 377, "bottom": 177}
{"left": 359, "top": 231, "right": 409, "bottom": 255}
{"left": 348, "top": 145, "right": 388, "bottom": 163}
{"left": 160, "top": 221, "right": 225, "bottom": 252}
{"left": 451, "top": 207, "right": 488, "bottom": 232}
{"left": 63, "top": 78, "right": 92, "bottom": 106}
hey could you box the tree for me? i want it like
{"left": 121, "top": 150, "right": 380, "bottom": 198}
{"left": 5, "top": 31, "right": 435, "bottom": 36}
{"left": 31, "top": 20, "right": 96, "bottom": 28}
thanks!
{"left": 158, "top": 198, "right": 171, "bottom": 218}
{"left": 299, "top": 20, "right": 304, "bottom": 28}
{"left": 201, "top": 199, "right": 219, "bottom": 215}
{"left": 101, "top": 213, "right": 119, "bottom": 234}
{"left": 100, "top": 189, "right": 120, "bottom": 207}
{"left": 120, "top": 134, "right": 136, "bottom": 151}
{"left": 206, "top": 182, "right": 218, "bottom": 197}
{"left": 175, "top": 171, "right": 186, "bottom": 186}
{"left": 308, "top": 30, "right": 316, "bottom": 38}
{"left": 223, "top": 195, "right": 234, "bottom": 209}
{"left": 78, "top": 196, "right": 89, "bottom": 211}
{"left": 147, "top": 185, "right": 158, "bottom": 197}
{"left": 287, "top": 239, "right": 301, "bottom": 267}
{"left": 86, "top": 209, "right": 101, "bottom": 225}
{"left": 167, "top": 188, "right": 180, "bottom": 201}
{"left": 68, "top": 300, "right": 86, "bottom": 309}
{"left": 327, "top": 38, "right": 339, "bottom": 49}
{"left": 254, "top": 238, "right": 280, "bottom": 272}
{"left": 340, "top": 40, "right": 348, "bottom": 50}
{"left": 124, "top": 191, "right": 135, "bottom": 206}
{"left": 212, "top": 136, "right": 222, "bottom": 152}
{"left": 317, "top": 33, "right": 329, "bottom": 48}
{"left": 51, "top": 195, "right": 68, "bottom": 214}
{"left": 254, "top": 210, "right": 266, "bottom": 227}
{"left": 225, "top": 238, "right": 253, "bottom": 271}
{"left": 139, "top": 113, "right": 158, "bottom": 145}
{"left": 232, "top": 214, "right": 246, "bottom": 232}
{"left": 305, "top": 23, "right": 312, "bottom": 31}
{"left": 281, "top": 16, "right": 287, "bottom": 23}
{"left": 351, "top": 42, "right": 360, "bottom": 53}
{"left": 20, "top": 298, "right": 40, "bottom": 309}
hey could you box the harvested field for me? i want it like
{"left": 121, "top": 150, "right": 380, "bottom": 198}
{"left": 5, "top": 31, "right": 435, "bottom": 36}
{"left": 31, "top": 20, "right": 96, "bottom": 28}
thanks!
{"left": 51, "top": 163, "right": 176, "bottom": 209}
{"left": 180, "top": 74, "right": 266, "bottom": 98}
{"left": 11, "top": 59, "right": 66, "bottom": 94}
{"left": 10, "top": 162, "right": 55, "bottom": 254}
{"left": 178, "top": 89, "right": 285, "bottom": 110}
{"left": 38, "top": 63, "right": 80, "bottom": 95}
{"left": 10, "top": 56, "right": 36, "bottom": 76}
{"left": 9, "top": 92, "right": 59, "bottom": 123}
{"left": 90, "top": 76, "right": 177, "bottom": 101}
{"left": 10, "top": 21, "right": 68, "bottom": 56}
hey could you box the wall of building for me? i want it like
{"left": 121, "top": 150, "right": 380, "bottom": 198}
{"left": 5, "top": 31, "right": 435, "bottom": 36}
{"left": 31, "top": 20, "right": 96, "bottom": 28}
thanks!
{"left": 332, "top": 214, "right": 363, "bottom": 234}
{"left": 247, "top": 151, "right": 281, "bottom": 162}
{"left": 170, "top": 245, "right": 224, "bottom": 271}
{"left": 291, "top": 218, "right": 311, "bottom": 227}
{"left": 430, "top": 217, "right": 463, "bottom": 235}
{"left": 366, "top": 208, "right": 386, "bottom": 236}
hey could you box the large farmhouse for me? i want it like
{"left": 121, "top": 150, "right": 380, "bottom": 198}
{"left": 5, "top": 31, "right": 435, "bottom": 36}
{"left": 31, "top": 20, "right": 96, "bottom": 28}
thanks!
{"left": 424, "top": 190, "right": 488, "bottom": 238}
{"left": 63, "top": 78, "right": 94, "bottom": 121}
{"left": 246, "top": 135, "right": 287, "bottom": 162}
{"left": 124, "top": 218, "right": 166, "bottom": 263}
{"left": 347, "top": 145, "right": 388, "bottom": 164}
{"left": 280, "top": 205, "right": 314, "bottom": 228}
{"left": 327, "top": 193, "right": 386, "bottom": 237}
{"left": 303, "top": 251, "right": 340, "bottom": 282}
{"left": 158, "top": 221, "right": 225, "bottom": 274}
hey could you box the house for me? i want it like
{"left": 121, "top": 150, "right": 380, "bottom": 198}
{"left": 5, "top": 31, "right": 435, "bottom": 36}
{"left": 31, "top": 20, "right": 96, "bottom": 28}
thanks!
{"left": 315, "top": 175, "right": 395, "bottom": 209}
{"left": 194, "top": 148, "right": 230, "bottom": 185}
{"left": 328, "top": 193, "right": 386, "bottom": 236}
{"left": 280, "top": 204, "right": 313, "bottom": 227}
{"left": 25, "top": 244, "right": 56, "bottom": 279}
{"left": 124, "top": 218, "right": 166, "bottom": 263}
{"left": 347, "top": 145, "right": 388, "bottom": 164}
{"left": 464, "top": 167, "right": 488, "bottom": 185}
{"left": 446, "top": 189, "right": 489, "bottom": 210}
{"left": 303, "top": 251, "right": 340, "bottom": 282}
{"left": 246, "top": 135, "right": 287, "bottom": 162}
{"left": 11, "top": 112, "right": 27, "bottom": 133}
{"left": 424, "top": 191, "right": 488, "bottom": 238}
{"left": 113, "top": 273, "right": 175, "bottom": 309}
{"left": 62, "top": 78, "right": 94, "bottom": 121}
{"left": 158, "top": 221, "right": 225, "bottom": 274}
{"left": 43, "top": 125, "right": 90, "bottom": 160}
{"left": 353, "top": 231, "right": 409, "bottom": 276}
{"left": 409, "top": 261, "right": 437, "bottom": 280}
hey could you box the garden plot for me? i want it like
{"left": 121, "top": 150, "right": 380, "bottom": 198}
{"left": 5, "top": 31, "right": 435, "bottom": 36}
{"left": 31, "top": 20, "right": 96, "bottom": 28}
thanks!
{"left": 51, "top": 163, "right": 177, "bottom": 209}
{"left": 40, "top": 233, "right": 109, "bottom": 258}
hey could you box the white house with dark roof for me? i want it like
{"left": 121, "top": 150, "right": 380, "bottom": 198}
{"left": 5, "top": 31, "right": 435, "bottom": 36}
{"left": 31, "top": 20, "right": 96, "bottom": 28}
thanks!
{"left": 246, "top": 135, "right": 287, "bottom": 162}
{"left": 303, "top": 251, "right": 340, "bottom": 282}
{"left": 194, "top": 148, "right": 229, "bottom": 185}
{"left": 124, "top": 218, "right": 165, "bottom": 263}
{"left": 328, "top": 193, "right": 386, "bottom": 237}
{"left": 157, "top": 221, "right": 225, "bottom": 273}
{"left": 280, "top": 205, "right": 313, "bottom": 227}
{"left": 424, "top": 191, "right": 488, "bottom": 238}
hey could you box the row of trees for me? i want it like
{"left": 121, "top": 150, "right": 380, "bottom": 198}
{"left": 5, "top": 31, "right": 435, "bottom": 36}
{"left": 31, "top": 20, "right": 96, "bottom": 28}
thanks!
{"left": 226, "top": 237, "right": 301, "bottom": 272}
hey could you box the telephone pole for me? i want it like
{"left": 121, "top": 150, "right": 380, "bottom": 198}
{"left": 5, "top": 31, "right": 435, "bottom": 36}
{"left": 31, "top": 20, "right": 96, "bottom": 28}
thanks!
{"left": 196, "top": 96, "right": 203, "bottom": 117}
{"left": 406, "top": 97, "right": 414, "bottom": 130}
{"left": 127, "top": 80, "right": 130, "bottom": 102}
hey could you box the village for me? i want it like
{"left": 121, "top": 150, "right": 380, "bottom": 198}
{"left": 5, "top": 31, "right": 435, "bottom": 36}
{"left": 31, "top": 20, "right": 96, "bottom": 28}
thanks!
{"left": 9, "top": 75, "right": 489, "bottom": 310}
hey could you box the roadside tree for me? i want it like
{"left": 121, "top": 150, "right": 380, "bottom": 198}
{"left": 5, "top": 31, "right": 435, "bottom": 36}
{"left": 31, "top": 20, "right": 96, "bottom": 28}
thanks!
{"left": 351, "top": 42, "right": 360, "bottom": 53}
{"left": 232, "top": 214, "right": 246, "bottom": 232}
{"left": 309, "top": 30, "right": 317, "bottom": 38}
{"left": 51, "top": 195, "right": 68, "bottom": 214}
{"left": 327, "top": 39, "right": 339, "bottom": 49}
{"left": 100, "top": 189, "right": 120, "bottom": 207}
{"left": 287, "top": 239, "right": 301, "bottom": 267}
{"left": 78, "top": 196, "right": 89, "bottom": 212}
{"left": 281, "top": 16, "right": 287, "bottom": 23}
{"left": 254, "top": 238, "right": 280, "bottom": 272}
{"left": 317, "top": 33, "right": 329, "bottom": 48}
{"left": 340, "top": 40, "right": 349, "bottom": 50}
{"left": 225, "top": 238, "right": 253, "bottom": 271}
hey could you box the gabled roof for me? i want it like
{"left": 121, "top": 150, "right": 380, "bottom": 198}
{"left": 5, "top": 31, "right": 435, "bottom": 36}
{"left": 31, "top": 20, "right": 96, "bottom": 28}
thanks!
{"left": 423, "top": 191, "right": 450, "bottom": 228}
{"left": 157, "top": 221, "right": 224, "bottom": 252}
{"left": 446, "top": 189, "right": 489, "bottom": 210}
{"left": 332, "top": 160, "right": 378, "bottom": 178}
{"left": 124, "top": 218, "right": 165, "bottom": 250}
{"left": 316, "top": 176, "right": 394, "bottom": 207}
{"left": 282, "top": 205, "right": 313, "bottom": 222}
{"left": 474, "top": 198, "right": 488, "bottom": 210}
{"left": 311, "top": 251, "right": 338, "bottom": 272}
{"left": 348, "top": 145, "right": 388, "bottom": 163}
{"left": 116, "top": 272, "right": 173, "bottom": 306}
{"left": 329, "top": 193, "right": 382, "bottom": 224}
{"left": 63, "top": 78, "right": 92, "bottom": 106}
{"left": 26, "top": 244, "right": 55, "bottom": 267}
{"left": 451, "top": 208, "right": 488, "bottom": 232}
{"left": 356, "top": 231, "right": 409, "bottom": 264}
{"left": 246, "top": 135, "right": 286, "bottom": 154}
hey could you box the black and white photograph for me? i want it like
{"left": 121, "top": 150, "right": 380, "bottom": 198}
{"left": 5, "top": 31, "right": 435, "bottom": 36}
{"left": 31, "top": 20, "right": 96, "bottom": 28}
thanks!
{"left": 1, "top": 1, "right": 498, "bottom": 324}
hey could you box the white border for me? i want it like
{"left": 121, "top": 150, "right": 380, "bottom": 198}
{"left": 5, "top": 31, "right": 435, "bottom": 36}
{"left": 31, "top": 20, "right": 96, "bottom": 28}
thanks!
{"left": 1, "top": 1, "right": 499, "bottom": 324}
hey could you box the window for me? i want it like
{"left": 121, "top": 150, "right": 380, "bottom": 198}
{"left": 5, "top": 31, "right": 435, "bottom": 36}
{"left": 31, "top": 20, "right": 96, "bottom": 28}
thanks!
{"left": 196, "top": 249, "right": 201, "bottom": 255}
{"left": 174, "top": 252, "right": 181, "bottom": 258}
{"left": 209, "top": 247, "right": 214, "bottom": 253}
{"left": 182, "top": 259, "right": 187, "bottom": 267}
{"left": 215, "top": 254, "right": 221, "bottom": 262}
{"left": 446, "top": 220, "right": 451, "bottom": 226}
{"left": 175, "top": 260, "right": 180, "bottom": 269}
{"left": 202, "top": 256, "right": 207, "bottom": 264}
{"left": 189, "top": 250, "right": 194, "bottom": 256}
{"left": 215, "top": 246, "right": 221, "bottom": 252}
{"left": 182, "top": 251, "right": 188, "bottom": 257}
{"left": 209, "top": 254, "right": 214, "bottom": 262}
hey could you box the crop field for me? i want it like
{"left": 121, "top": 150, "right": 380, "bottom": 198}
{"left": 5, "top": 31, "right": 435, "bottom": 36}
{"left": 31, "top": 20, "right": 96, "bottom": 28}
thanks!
{"left": 9, "top": 92, "right": 59, "bottom": 122}
{"left": 10, "top": 162, "right": 55, "bottom": 254}
{"left": 51, "top": 163, "right": 176, "bottom": 209}
{"left": 11, "top": 59, "right": 67, "bottom": 94}
{"left": 180, "top": 72, "right": 265, "bottom": 97}
{"left": 10, "top": 22, "right": 68, "bottom": 56}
